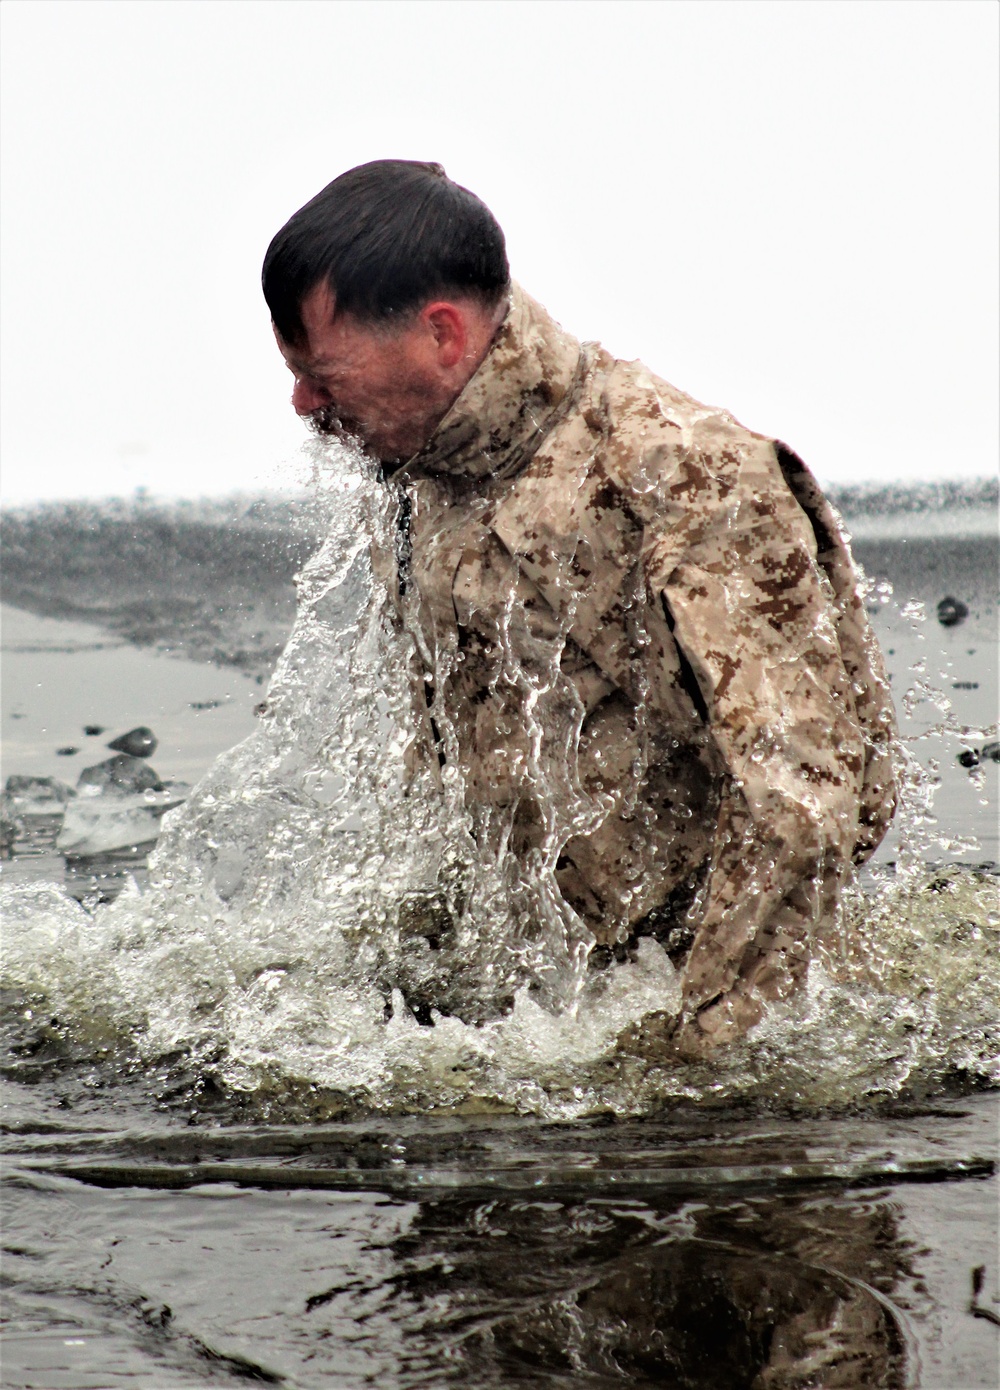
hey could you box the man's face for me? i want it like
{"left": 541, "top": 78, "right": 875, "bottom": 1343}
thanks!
{"left": 275, "top": 282, "right": 460, "bottom": 464}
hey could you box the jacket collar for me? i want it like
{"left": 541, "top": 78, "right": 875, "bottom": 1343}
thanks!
{"left": 399, "top": 283, "right": 587, "bottom": 483}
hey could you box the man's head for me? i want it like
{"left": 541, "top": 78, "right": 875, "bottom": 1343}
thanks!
{"left": 263, "top": 160, "right": 510, "bottom": 463}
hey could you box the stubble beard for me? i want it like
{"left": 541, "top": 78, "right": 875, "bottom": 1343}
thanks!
{"left": 305, "top": 403, "right": 408, "bottom": 466}
{"left": 306, "top": 394, "right": 449, "bottom": 467}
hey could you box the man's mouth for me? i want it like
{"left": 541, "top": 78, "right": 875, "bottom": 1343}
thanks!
{"left": 306, "top": 403, "right": 363, "bottom": 441}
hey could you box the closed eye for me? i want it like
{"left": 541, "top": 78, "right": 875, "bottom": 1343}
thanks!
{"left": 286, "top": 362, "right": 334, "bottom": 392}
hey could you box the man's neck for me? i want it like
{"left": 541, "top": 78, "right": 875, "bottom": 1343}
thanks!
{"left": 395, "top": 286, "right": 586, "bottom": 483}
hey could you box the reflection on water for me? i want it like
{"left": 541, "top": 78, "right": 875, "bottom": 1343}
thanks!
{"left": 2, "top": 1094, "right": 996, "bottom": 1388}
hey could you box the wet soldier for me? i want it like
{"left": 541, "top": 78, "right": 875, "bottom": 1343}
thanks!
{"left": 262, "top": 160, "right": 898, "bottom": 1055}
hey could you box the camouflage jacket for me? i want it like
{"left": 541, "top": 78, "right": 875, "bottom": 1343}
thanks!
{"left": 395, "top": 285, "right": 897, "bottom": 1049}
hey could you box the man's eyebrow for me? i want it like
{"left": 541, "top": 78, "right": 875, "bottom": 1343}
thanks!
{"left": 302, "top": 355, "right": 344, "bottom": 375}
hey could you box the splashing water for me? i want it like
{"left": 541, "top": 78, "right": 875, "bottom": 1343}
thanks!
{"left": 1, "top": 440, "right": 997, "bottom": 1119}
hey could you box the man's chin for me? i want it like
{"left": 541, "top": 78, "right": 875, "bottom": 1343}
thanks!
{"left": 307, "top": 410, "right": 368, "bottom": 450}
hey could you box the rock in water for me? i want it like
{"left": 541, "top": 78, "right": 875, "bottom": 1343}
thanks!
{"left": 107, "top": 726, "right": 158, "bottom": 757}
{"left": 4, "top": 775, "right": 76, "bottom": 803}
{"left": 956, "top": 742, "right": 999, "bottom": 770}
{"left": 936, "top": 595, "right": 969, "bottom": 628}
{"left": 77, "top": 754, "right": 163, "bottom": 795}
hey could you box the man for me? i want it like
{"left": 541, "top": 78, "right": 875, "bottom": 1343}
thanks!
{"left": 263, "top": 159, "right": 897, "bottom": 1054}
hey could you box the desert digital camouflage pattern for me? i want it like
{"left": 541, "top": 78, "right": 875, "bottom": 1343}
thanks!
{"left": 394, "top": 285, "right": 897, "bottom": 1052}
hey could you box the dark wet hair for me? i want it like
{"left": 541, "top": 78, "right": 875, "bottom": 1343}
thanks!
{"left": 262, "top": 159, "right": 510, "bottom": 346}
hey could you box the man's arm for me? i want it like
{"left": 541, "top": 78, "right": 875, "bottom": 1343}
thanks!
{"left": 644, "top": 431, "right": 891, "bottom": 1050}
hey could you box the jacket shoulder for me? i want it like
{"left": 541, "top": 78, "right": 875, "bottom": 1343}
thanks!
{"left": 581, "top": 354, "right": 790, "bottom": 542}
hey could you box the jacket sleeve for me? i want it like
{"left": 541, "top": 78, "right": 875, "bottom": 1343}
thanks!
{"left": 643, "top": 432, "right": 884, "bottom": 1050}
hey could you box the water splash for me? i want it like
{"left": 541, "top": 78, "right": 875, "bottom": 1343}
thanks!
{"left": 1, "top": 440, "right": 996, "bottom": 1118}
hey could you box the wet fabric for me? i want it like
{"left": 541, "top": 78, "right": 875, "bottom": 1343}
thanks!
{"left": 394, "top": 286, "right": 897, "bottom": 1051}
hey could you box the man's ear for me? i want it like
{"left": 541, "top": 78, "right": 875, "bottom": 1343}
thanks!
{"left": 421, "top": 302, "right": 468, "bottom": 369}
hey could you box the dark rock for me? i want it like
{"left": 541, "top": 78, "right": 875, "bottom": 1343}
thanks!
{"left": 936, "top": 596, "right": 969, "bottom": 628}
{"left": 4, "top": 775, "right": 76, "bottom": 802}
{"left": 77, "top": 754, "right": 163, "bottom": 795}
{"left": 107, "top": 726, "right": 158, "bottom": 757}
{"left": 958, "top": 743, "right": 999, "bottom": 769}
{"left": 55, "top": 747, "right": 80, "bottom": 757}
{"left": 83, "top": 725, "right": 105, "bottom": 736}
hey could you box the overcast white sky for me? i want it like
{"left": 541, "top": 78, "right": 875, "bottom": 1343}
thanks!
{"left": 1, "top": 0, "right": 997, "bottom": 503}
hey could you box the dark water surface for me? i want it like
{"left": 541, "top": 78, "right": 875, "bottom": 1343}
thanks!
{"left": 2, "top": 491, "right": 998, "bottom": 1387}
{"left": 2, "top": 1082, "right": 997, "bottom": 1388}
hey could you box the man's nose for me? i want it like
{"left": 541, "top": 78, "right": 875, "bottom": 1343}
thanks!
{"left": 291, "top": 377, "right": 331, "bottom": 415}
